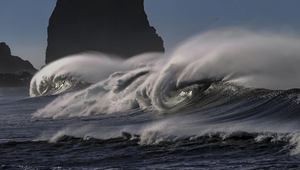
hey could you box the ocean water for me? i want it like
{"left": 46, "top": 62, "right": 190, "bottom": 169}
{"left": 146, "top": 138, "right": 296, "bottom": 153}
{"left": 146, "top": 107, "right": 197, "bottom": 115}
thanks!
{"left": 2, "top": 29, "right": 300, "bottom": 169}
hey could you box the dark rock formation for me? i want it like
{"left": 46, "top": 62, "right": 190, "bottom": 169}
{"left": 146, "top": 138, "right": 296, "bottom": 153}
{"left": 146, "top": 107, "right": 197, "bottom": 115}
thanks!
{"left": 0, "top": 42, "right": 37, "bottom": 74}
{"left": 0, "top": 42, "right": 11, "bottom": 56}
{"left": 46, "top": 0, "right": 164, "bottom": 64}
{"left": 0, "top": 42, "right": 36, "bottom": 86}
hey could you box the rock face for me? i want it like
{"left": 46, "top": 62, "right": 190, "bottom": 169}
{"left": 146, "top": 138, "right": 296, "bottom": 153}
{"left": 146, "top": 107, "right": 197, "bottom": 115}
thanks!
{"left": 46, "top": 0, "right": 164, "bottom": 64}
{"left": 0, "top": 42, "right": 37, "bottom": 74}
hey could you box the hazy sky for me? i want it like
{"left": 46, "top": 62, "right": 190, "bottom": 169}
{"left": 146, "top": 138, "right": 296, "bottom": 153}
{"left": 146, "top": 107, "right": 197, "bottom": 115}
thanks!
{"left": 1, "top": 0, "right": 300, "bottom": 69}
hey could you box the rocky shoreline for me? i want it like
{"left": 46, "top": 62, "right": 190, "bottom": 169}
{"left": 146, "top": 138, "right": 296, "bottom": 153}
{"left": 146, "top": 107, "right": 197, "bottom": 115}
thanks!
{"left": 0, "top": 71, "right": 33, "bottom": 87}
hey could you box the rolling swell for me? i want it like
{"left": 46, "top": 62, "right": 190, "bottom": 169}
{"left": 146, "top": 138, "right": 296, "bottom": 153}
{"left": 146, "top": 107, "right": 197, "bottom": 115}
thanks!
{"left": 1, "top": 131, "right": 298, "bottom": 169}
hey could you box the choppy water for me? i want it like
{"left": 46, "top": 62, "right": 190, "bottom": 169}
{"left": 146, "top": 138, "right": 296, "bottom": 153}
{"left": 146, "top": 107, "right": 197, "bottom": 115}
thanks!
{"left": 2, "top": 29, "right": 300, "bottom": 169}
{"left": 2, "top": 87, "right": 300, "bottom": 169}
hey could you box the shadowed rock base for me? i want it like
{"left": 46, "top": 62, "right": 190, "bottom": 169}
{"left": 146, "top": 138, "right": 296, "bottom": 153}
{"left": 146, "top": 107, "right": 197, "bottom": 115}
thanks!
{"left": 0, "top": 72, "right": 33, "bottom": 87}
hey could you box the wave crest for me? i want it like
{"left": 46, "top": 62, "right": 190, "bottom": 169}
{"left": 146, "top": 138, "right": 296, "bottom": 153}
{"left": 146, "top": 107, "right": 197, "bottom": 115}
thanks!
{"left": 32, "top": 29, "right": 300, "bottom": 118}
{"left": 30, "top": 53, "right": 131, "bottom": 97}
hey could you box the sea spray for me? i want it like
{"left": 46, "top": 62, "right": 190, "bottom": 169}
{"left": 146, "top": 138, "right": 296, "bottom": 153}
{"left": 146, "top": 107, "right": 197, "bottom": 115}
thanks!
{"left": 4, "top": 29, "right": 300, "bottom": 169}
{"left": 32, "top": 29, "right": 300, "bottom": 118}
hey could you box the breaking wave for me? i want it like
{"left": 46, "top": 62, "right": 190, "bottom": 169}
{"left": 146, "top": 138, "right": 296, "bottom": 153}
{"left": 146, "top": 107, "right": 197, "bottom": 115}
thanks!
{"left": 31, "top": 29, "right": 300, "bottom": 117}
{"left": 27, "top": 28, "right": 300, "bottom": 156}
{"left": 30, "top": 53, "right": 132, "bottom": 96}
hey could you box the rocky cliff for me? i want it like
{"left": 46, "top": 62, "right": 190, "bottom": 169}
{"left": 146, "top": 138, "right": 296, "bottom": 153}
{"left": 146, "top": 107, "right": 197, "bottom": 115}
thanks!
{"left": 0, "top": 42, "right": 36, "bottom": 86}
{"left": 0, "top": 42, "right": 37, "bottom": 74}
{"left": 46, "top": 0, "right": 164, "bottom": 64}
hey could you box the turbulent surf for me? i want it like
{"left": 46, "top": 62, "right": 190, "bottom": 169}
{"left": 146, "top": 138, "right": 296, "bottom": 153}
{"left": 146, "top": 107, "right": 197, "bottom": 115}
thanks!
{"left": 3, "top": 29, "right": 300, "bottom": 169}
{"left": 31, "top": 29, "right": 300, "bottom": 116}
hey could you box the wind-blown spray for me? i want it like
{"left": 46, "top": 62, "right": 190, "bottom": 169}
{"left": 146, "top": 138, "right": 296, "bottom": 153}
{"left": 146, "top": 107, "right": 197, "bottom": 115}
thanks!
{"left": 27, "top": 29, "right": 300, "bottom": 157}
{"left": 31, "top": 29, "right": 300, "bottom": 118}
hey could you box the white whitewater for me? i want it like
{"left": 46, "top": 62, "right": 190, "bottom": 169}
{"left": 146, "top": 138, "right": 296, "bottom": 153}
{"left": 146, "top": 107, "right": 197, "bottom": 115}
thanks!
{"left": 31, "top": 29, "right": 300, "bottom": 118}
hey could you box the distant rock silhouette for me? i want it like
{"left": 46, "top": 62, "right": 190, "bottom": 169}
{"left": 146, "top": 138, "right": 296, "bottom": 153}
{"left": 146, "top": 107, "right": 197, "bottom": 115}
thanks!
{"left": 46, "top": 0, "right": 164, "bottom": 64}
{"left": 0, "top": 42, "right": 37, "bottom": 74}
{"left": 0, "top": 42, "right": 36, "bottom": 86}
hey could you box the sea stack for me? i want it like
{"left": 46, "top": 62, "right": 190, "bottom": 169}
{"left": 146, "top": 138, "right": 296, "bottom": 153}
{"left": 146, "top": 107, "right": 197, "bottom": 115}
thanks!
{"left": 0, "top": 42, "right": 37, "bottom": 74}
{"left": 46, "top": 0, "right": 164, "bottom": 64}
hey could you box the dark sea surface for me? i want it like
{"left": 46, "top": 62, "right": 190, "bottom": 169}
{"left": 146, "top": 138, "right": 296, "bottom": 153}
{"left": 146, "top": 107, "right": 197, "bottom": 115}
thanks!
{"left": 3, "top": 30, "right": 300, "bottom": 169}
{"left": 2, "top": 85, "right": 300, "bottom": 170}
